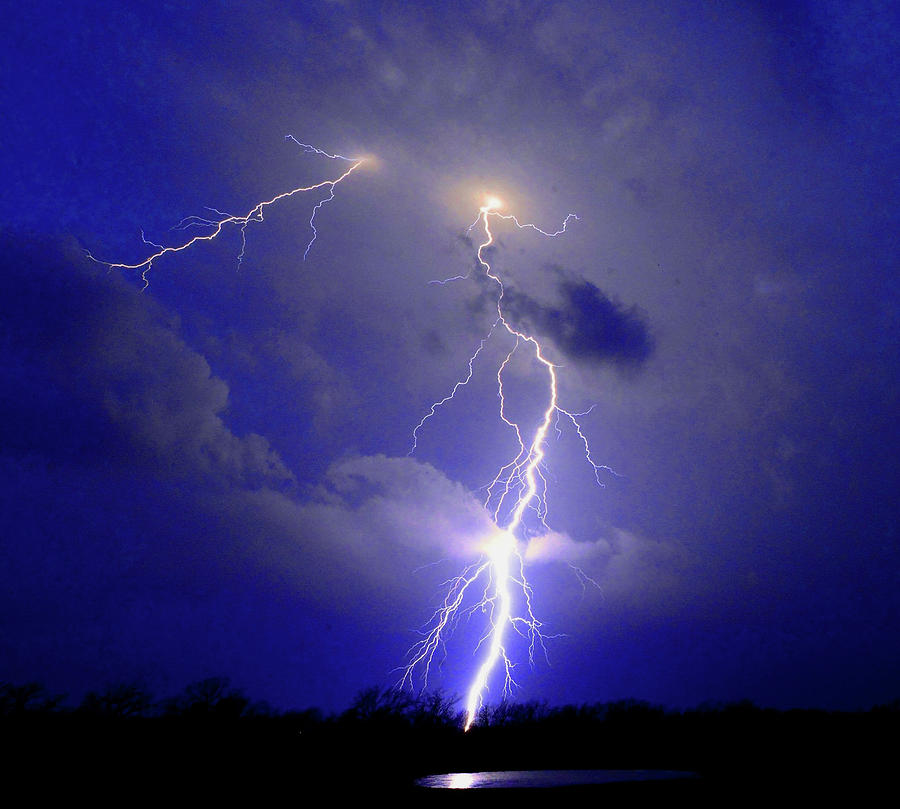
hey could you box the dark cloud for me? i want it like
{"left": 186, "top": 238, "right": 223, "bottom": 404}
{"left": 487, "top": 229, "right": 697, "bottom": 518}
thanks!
{"left": 0, "top": 234, "right": 292, "bottom": 490}
{"left": 501, "top": 271, "right": 654, "bottom": 368}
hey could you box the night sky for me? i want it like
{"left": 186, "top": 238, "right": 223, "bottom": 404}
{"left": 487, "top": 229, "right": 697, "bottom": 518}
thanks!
{"left": 2, "top": 1, "right": 897, "bottom": 714}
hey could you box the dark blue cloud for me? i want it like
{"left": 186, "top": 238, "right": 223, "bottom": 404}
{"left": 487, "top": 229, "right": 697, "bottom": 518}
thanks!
{"left": 0, "top": 233, "right": 292, "bottom": 489}
{"left": 501, "top": 271, "right": 654, "bottom": 368}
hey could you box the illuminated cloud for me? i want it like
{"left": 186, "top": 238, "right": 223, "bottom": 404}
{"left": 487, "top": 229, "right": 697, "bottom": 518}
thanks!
{"left": 525, "top": 530, "right": 611, "bottom": 563}
{"left": 312, "top": 453, "right": 497, "bottom": 562}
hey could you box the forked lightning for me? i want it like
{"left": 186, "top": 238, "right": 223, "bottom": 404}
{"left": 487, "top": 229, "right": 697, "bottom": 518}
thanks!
{"left": 91, "top": 142, "right": 606, "bottom": 731}
{"left": 403, "top": 197, "right": 608, "bottom": 730}
{"left": 87, "top": 137, "right": 364, "bottom": 288}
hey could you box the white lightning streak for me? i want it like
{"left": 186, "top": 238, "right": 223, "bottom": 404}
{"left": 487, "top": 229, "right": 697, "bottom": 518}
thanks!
{"left": 86, "top": 137, "right": 364, "bottom": 287}
{"left": 404, "top": 199, "right": 608, "bottom": 731}
{"left": 92, "top": 146, "right": 604, "bottom": 732}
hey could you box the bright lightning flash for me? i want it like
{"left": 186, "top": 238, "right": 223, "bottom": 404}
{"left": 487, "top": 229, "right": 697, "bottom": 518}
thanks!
{"left": 91, "top": 142, "right": 604, "bottom": 733}
{"left": 86, "top": 137, "right": 364, "bottom": 288}
{"left": 402, "top": 198, "right": 609, "bottom": 731}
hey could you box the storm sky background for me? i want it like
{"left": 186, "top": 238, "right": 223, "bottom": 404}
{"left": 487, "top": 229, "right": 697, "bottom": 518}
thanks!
{"left": 1, "top": 1, "right": 897, "bottom": 712}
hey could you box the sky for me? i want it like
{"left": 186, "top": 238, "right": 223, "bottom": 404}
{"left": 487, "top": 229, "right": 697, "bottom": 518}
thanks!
{"left": 1, "top": 0, "right": 897, "bottom": 713}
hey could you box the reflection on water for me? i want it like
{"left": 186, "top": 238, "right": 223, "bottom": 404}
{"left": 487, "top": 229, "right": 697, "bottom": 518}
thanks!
{"left": 417, "top": 769, "right": 697, "bottom": 789}
{"left": 447, "top": 773, "right": 477, "bottom": 789}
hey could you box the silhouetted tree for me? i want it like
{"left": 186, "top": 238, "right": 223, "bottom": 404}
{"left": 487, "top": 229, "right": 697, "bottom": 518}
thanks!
{"left": 872, "top": 699, "right": 900, "bottom": 714}
{"left": 604, "top": 697, "right": 666, "bottom": 720}
{"left": 79, "top": 682, "right": 155, "bottom": 718}
{"left": 477, "top": 699, "right": 550, "bottom": 727}
{"left": 342, "top": 686, "right": 415, "bottom": 725}
{"left": 410, "top": 690, "right": 460, "bottom": 728}
{"left": 164, "top": 677, "right": 250, "bottom": 720}
{"left": 0, "top": 682, "right": 65, "bottom": 716}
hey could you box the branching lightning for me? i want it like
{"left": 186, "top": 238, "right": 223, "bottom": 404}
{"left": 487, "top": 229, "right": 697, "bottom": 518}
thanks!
{"left": 86, "top": 136, "right": 364, "bottom": 287}
{"left": 402, "top": 197, "right": 609, "bottom": 731}
{"left": 92, "top": 140, "right": 607, "bottom": 733}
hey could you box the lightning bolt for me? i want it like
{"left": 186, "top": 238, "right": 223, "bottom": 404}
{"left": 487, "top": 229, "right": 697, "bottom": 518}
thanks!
{"left": 91, "top": 141, "right": 606, "bottom": 732}
{"left": 86, "top": 136, "right": 364, "bottom": 288}
{"left": 402, "top": 198, "right": 609, "bottom": 731}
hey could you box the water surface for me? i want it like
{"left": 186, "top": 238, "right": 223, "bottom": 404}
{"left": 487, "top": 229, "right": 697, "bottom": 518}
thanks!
{"left": 417, "top": 769, "right": 698, "bottom": 789}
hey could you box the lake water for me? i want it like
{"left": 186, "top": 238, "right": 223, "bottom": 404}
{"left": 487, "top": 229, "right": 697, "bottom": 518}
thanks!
{"left": 416, "top": 769, "right": 698, "bottom": 789}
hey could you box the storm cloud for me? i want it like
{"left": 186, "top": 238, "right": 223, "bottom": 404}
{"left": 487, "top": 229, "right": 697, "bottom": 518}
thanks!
{"left": 502, "top": 272, "right": 654, "bottom": 368}
{"left": 0, "top": 235, "right": 292, "bottom": 490}
{"left": 1, "top": 0, "right": 897, "bottom": 715}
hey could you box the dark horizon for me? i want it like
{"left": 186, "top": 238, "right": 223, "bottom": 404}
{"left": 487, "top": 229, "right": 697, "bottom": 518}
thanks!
{"left": 4, "top": 675, "right": 899, "bottom": 720}
{"left": 5, "top": 676, "right": 898, "bottom": 801}
{"left": 2, "top": 1, "right": 898, "bottom": 719}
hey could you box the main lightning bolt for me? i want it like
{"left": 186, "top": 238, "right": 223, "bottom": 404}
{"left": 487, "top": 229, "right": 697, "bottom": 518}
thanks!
{"left": 90, "top": 142, "right": 605, "bottom": 731}
{"left": 402, "top": 197, "right": 609, "bottom": 731}
{"left": 86, "top": 137, "right": 364, "bottom": 287}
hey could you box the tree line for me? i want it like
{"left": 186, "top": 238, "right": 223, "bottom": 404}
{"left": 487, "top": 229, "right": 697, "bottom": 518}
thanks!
{"left": 3, "top": 677, "right": 898, "bottom": 724}
{"left": 2, "top": 678, "right": 897, "bottom": 797}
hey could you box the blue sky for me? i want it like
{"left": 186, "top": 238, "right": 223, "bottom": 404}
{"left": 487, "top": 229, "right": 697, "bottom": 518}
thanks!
{"left": 1, "top": 0, "right": 897, "bottom": 712}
